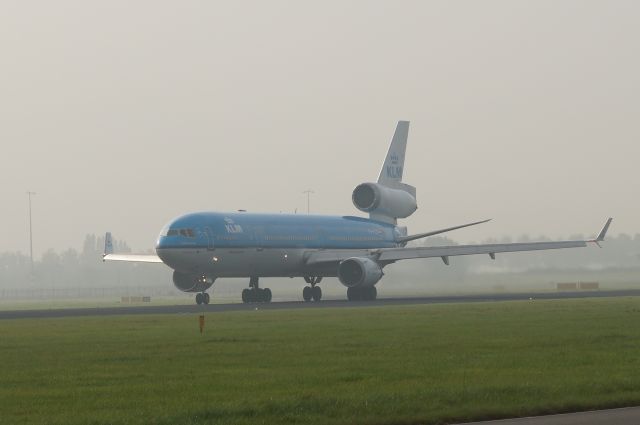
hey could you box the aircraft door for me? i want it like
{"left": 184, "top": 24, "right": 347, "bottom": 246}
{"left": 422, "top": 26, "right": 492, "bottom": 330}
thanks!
{"left": 205, "top": 227, "right": 215, "bottom": 251}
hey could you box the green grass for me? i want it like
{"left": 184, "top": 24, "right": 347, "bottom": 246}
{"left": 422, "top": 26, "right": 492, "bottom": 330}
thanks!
{"left": 1, "top": 298, "right": 639, "bottom": 425}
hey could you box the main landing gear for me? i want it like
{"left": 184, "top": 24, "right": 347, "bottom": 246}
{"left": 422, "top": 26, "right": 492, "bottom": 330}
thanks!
{"left": 195, "top": 292, "right": 210, "bottom": 305}
{"left": 242, "top": 277, "right": 272, "bottom": 303}
{"left": 347, "top": 286, "right": 377, "bottom": 301}
{"left": 302, "top": 276, "right": 322, "bottom": 302}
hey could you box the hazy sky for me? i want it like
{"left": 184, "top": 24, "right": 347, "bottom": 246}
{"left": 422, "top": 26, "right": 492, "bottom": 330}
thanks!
{"left": 1, "top": 1, "right": 639, "bottom": 257}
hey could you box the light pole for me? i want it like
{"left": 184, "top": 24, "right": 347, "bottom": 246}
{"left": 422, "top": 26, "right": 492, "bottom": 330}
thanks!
{"left": 302, "top": 190, "right": 314, "bottom": 214}
{"left": 26, "top": 191, "right": 36, "bottom": 273}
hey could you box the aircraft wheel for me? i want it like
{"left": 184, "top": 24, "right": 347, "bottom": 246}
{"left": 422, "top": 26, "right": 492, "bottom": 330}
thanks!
{"left": 347, "top": 287, "right": 359, "bottom": 302}
{"left": 241, "top": 289, "right": 250, "bottom": 303}
{"left": 347, "top": 287, "right": 372, "bottom": 302}
{"left": 196, "top": 293, "right": 204, "bottom": 305}
{"left": 203, "top": 293, "right": 210, "bottom": 305}
{"left": 363, "top": 286, "right": 377, "bottom": 301}
{"left": 302, "top": 286, "right": 312, "bottom": 302}
{"left": 312, "top": 286, "right": 322, "bottom": 302}
{"left": 263, "top": 288, "right": 272, "bottom": 303}
{"left": 369, "top": 286, "right": 377, "bottom": 301}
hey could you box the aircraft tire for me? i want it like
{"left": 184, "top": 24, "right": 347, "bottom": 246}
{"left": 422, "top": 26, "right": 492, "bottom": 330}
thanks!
{"left": 263, "top": 288, "right": 272, "bottom": 303}
{"left": 203, "top": 293, "right": 210, "bottom": 304}
{"left": 302, "top": 286, "right": 312, "bottom": 302}
{"left": 366, "top": 286, "right": 377, "bottom": 301}
{"left": 241, "top": 289, "right": 250, "bottom": 303}
{"left": 347, "top": 287, "right": 360, "bottom": 302}
{"left": 196, "top": 293, "right": 204, "bottom": 305}
{"left": 312, "top": 286, "right": 322, "bottom": 302}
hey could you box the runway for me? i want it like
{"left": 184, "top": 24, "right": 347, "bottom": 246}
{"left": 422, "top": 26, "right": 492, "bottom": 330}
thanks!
{"left": 1, "top": 289, "right": 639, "bottom": 320}
{"left": 457, "top": 406, "right": 640, "bottom": 424}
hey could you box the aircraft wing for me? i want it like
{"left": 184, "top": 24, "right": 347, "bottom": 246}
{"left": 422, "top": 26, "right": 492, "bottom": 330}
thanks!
{"left": 102, "top": 253, "right": 163, "bottom": 263}
{"left": 305, "top": 218, "right": 612, "bottom": 266}
{"left": 102, "top": 232, "right": 163, "bottom": 263}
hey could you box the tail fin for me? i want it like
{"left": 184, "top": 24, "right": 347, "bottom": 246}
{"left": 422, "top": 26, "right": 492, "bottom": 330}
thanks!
{"left": 378, "top": 121, "right": 409, "bottom": 186}
{"left": 104, "top": 232, "right": 114, "bottom": 257}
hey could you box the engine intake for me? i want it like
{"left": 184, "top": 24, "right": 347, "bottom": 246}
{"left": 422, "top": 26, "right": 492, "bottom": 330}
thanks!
{"left": 173, "top": 271, "right": 215, "bottom": 293}
{"left": 352, "top": 182, "right": 417, "bottom": 221}
{"left": 338, "top": 257, "right": 383, "bottom": 288}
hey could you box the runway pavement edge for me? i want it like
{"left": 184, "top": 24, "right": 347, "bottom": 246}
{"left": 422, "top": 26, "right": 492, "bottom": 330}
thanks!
{"left": 1, "top": 289, "right": 639, "bottom": 320}
{"left": 455, "top": 406, "right": 640, "bottom": 425}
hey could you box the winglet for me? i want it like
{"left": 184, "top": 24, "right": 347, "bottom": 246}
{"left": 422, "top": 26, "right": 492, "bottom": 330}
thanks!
{"left": 104, "top": 232, "right": 114, "bottom": 259}
{"left": 590, "top": 218, "right": 613, "bottom": 247}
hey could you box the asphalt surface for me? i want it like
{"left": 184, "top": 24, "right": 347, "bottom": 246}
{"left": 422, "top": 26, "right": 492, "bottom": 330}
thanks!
{"left": 1, "top": 289, "right": 639, "bottom": 320}
{"left": 457, "top": 406, "right": 640, "bottom": 425}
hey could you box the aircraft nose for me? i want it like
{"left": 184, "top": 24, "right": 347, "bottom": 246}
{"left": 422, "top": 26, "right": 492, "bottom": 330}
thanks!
{"left": 155, "top": 236, "right": 168, "bottom": 250}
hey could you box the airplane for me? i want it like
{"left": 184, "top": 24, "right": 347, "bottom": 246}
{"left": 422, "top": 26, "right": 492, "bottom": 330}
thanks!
{"left": 103, "top": 121, "right": 612, "bottom": 305}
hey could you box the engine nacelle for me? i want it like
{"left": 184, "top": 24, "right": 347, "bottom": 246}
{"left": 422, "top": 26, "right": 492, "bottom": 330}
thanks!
{"left": 337, "top": 257, "right": 383, "bottom": 288}
{"left": 173, "top": 271, "right": 215, "bottom": 293}
{"left": 352, "top": 182, "right": 417, "bottom": 220}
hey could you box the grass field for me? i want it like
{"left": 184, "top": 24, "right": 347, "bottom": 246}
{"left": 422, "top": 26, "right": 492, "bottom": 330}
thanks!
{"left": 1, "top": 298, "right": 639, "bottom": 425}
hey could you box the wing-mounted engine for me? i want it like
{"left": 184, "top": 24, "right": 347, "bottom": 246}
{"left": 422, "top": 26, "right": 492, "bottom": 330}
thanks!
{"left": 352, "top": 182, "right": 417, "bottom": 224}
{"left": 173, "top": 271, "right": 215, "bottom": 293}
{"left": 337, "top": 257, "right": 383, "bottom": 288}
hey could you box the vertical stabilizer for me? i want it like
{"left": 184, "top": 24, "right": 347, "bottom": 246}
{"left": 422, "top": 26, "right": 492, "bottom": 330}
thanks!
{"left": 378, "top": 121, "right": 409, "bottom": 186}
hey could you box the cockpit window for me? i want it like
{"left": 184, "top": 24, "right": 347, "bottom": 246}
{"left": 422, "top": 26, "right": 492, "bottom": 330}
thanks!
{"left": 179, "top": 229, "right": 195, "bottom": 237}
{"left": 162, "top": 227, "right": 196, "bottom": 238}
{"left": 167, "top": 228, "right": 195, "bottom": 237}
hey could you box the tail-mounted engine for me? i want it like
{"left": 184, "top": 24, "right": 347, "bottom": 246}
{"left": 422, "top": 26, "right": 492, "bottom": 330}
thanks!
{"left": 173, "top": 271, "right": 215, "bottom": 293}
{"left": 352, "top": 182, "right": 417, "bottom": 224}
{"left": 337, "top": 257, "right": 383, "bottom": 288}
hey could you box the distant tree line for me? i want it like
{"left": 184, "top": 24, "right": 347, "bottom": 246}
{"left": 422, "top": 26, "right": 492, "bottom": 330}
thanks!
{"left": 0, "top": 234, "right": 170, "bottom": 289}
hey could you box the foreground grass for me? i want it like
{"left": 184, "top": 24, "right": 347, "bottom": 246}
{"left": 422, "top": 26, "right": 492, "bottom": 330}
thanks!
{"left": 0, "top": 298, "right": 639, "bottom": 425}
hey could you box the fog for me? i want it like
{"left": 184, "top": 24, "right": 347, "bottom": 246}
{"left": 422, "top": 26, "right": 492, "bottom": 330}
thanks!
{"left": 1, "top": 1, "right": 639, "bottom": 258}
{"left": 1, "top": 232, "right": 638, "bottom": 302}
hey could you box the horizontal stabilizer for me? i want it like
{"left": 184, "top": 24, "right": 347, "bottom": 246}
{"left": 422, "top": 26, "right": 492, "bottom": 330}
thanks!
{"left": 397, "top": 219, "right": 491, "bottom": 244}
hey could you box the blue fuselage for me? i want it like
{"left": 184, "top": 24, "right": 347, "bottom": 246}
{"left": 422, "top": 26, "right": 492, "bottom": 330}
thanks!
{"left": 155, "top": 212, "right": 400, "bottom": 277}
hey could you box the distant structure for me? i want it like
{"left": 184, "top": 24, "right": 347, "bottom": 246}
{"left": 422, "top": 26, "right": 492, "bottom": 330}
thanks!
{"left": 26, "top": 191, "right": 36, "bottom": 273}
{"left": 302, "top": 189, "right": 314, "bottom": 214}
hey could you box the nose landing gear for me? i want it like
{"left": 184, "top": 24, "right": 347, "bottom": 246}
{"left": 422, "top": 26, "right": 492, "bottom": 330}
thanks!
{"left": 241, "top": 277, "right": 272, "bottom": 303}
{"left": 302, "top": 277, "right": 323, "bottom": 302}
